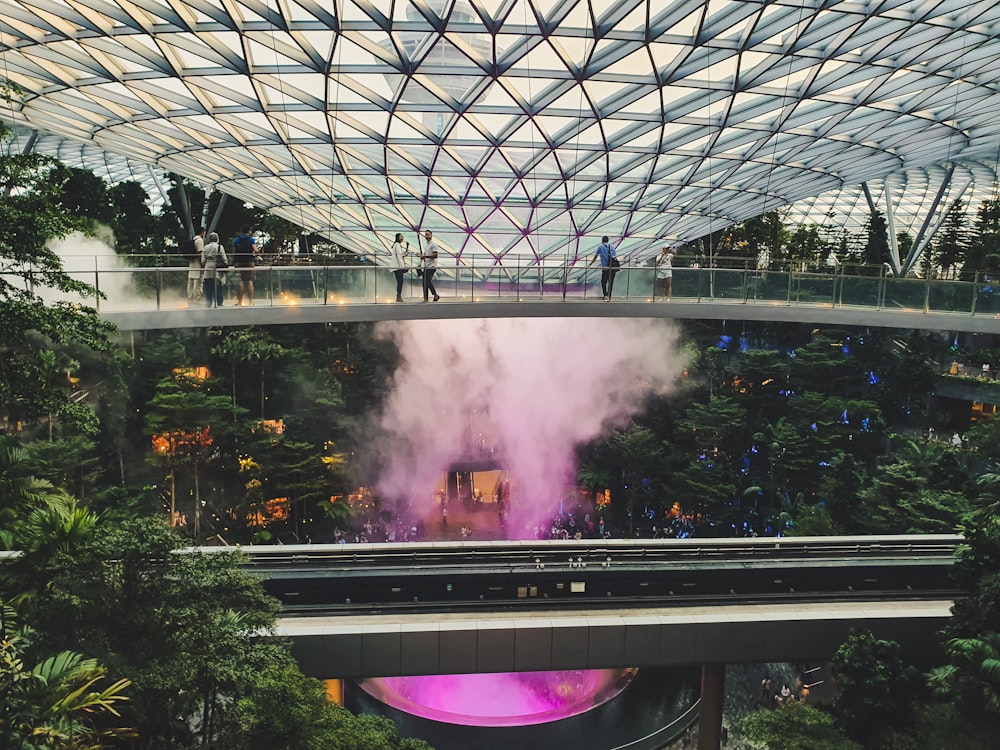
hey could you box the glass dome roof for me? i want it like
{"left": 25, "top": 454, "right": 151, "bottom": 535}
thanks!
{"left": 2, "top": 0, "right": 1000, "bottom": 266}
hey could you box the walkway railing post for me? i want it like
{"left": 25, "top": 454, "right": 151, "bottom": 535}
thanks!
{"left": 156, "top": 267, "right": 161, "bottom": 310}
{"left": 970, "top": 272, "right": 979, "bottom": 316}
{"left": 924, "top": 272, "right": 931, "bottom": 313}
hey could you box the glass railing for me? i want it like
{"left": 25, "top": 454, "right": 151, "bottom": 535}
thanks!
{"left": 42, "top": 255, "right": 1000, "bottom": 319}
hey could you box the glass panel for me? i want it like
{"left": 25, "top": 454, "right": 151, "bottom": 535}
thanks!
{"left": 789, "top": 272, "right": 835, "bottom": 305}
{"left": 747, "top": 271, "right": 789, "bottom": 303}
{"left": 838, "top": 275, "right": 882, "bottom": 308}
{"left": 928, "top": 279, "right": 975, "bottom": 314}
{"left": 704, "top": 269, "right": 747, "bottom": 300}
{"left": 883, "top": 277, "right": 927, "bottom": 311}
{"left": 975, "top": 278, "right": 1000, "bottom": 316}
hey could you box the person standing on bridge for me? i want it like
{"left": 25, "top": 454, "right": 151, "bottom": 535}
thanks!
{"left": 589, "top": 235, "right": 619, "bottom": 300}
{"left": 186, "top": 226, "right": 205, "bottom": 302}
{"left": 656, "top": 245, "right": 675, "bottom": 300}
{"left": 202, "top": 232, "right": 228, "bottom": 307}
{"left": 390, "top": 232, "right": 412, "bottom": 302}
{"left": 232, "top": 226, "right": 260, "bottom": 306}
{"left": 420, "top": 229, "right": 441, "bottom": 302}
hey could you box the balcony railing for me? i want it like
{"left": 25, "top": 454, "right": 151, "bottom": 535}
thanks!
{"left": 30, "top": 254, "right": 1000, "bottom": 317}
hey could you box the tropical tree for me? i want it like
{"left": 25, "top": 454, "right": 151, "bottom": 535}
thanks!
{"left": 0, "top": 436, "right": 59, "bottom": 543}
{"left": 738, "top": 701, "right": 860, "bottom": 750}
{"left": 0, "top": 122, "right": 115, "bottom": 434}
{"left": 933, "top": 199, "right": 970, "bottom": 277}
{"left": 109, "top": 180, "right": 157, "bottom": 257}
{"left": 862, "top": 208, "right": 891, "bottom": 268}
{"left": 0, "top": 625, "right": 132, "bottom": 750}
{"left": 831, "top": 630, "right": 921, "bottom": 747}
{"left": 144, "top": 372, "right": 242, "bottom": 536}
{"left": 933, "top": 633, "right": 1000, "bottom": 715}
{"left": 14, "top": 515, "right": 434, "bottom": 750}
{"left": 607, "top": 425, "right": 663, "bottom": 534}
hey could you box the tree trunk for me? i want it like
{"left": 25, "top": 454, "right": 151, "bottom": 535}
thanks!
{"left": 170, "top": 467, "right": 176, "bottom": 525}
{"left": 194, "top": 460, "right": 201, "bottom": 539}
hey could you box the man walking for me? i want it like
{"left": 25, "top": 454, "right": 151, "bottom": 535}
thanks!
{"left": 420, "top": 229, "right": 441, "bottom": 302}
{"left": 232, "top": 226, "right": 259, "bottom": 306}
{"left": 590, "top": 235, "right": 619, "bottom": 300}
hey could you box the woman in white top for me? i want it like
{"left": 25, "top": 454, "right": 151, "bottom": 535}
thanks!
{"left": 390, "top": 232, "right": 411, "bottom": 301}
{"left": 202, "top": 232, "right": 229, "bottom": 307}
{"left": 656, "top": 246, "right": 674, "bottom": 300}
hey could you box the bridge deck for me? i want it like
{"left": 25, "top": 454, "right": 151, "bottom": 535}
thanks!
{"left": 281, "top": 599, "right": 952, "bottom": 678}
{"left": 102, "top": 298, "right": 1000, "bottom": 333}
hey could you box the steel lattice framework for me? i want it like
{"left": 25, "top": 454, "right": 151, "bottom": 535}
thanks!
{"left": 3, "top": 0, "right": 1000, "bottom": 267}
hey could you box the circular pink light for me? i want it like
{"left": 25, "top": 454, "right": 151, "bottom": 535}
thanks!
{"left": 356, "top": 668, "right": 638, "bottom": 727}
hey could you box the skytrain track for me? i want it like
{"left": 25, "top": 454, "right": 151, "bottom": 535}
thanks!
{"left": 190, "top": 535, "right": 964, "bottom": 617}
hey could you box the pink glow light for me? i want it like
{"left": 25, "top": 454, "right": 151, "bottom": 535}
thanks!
{"left": 356, "top": 668, "right": 638, "bottom": 726}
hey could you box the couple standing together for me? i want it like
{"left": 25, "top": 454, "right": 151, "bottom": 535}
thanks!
{"left": 591, "top": 237, "right": 676, "bottom": 300}
{"left": 390, "top": 230, "right": 440, "bottom": 302}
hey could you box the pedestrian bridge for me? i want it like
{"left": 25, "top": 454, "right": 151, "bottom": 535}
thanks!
{"left": 63, "top": 258, "right": 1000, "bottom": 333}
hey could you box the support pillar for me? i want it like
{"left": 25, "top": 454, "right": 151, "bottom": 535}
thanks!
{"left": 698, "top": 663, "right": 726, "bottom": 750}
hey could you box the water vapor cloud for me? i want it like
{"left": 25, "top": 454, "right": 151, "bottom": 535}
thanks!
{"left": 374, "top": 317, "right": 686, "bottom": 535}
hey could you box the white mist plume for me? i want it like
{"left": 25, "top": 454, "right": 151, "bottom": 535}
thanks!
{"left": 374, "top": 317, "right": 687, "bottom": 535}
{"left": 48, "top": 229, "right": 191, "bottom": 311}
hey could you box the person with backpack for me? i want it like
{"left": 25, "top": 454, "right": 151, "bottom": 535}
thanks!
{"left": 186, "top": 227, "right": 205, "bottom": 301}
{"left": 202, "top": 232, "right": 228, "bottom": 307}
{"left": 232, "top": 226, "right": 260, "bottom": 305}
{"left": 589, "top": 235, "right": 619, "bottom": 300}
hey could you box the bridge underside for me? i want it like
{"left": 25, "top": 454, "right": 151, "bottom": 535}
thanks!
{"left": 281, "top": 599, "right": 951, "bottom": 679}
{"left": 104, "top": 300, "right": 1000, "bottom": 334}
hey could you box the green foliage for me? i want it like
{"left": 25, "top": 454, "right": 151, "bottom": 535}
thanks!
{"left": 831, "top": 630, "right": 921, "bottom": 746}
{"left": 0, "top": 126, "right": 116, "bottom": 435}
{"left": 0, "top": 631, "right": 133, "bottom": 750}
{"left": 942, "top": 633, "right": 1000, "bottom": 714}
{"left": 934, "top": 199, "right": 970, "bottom": 275}
{"left": 738, "top": 701, "right": 860, "bottom": 749}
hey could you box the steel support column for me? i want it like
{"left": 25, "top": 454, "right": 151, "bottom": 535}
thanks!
{"left": 697, "top": 663, "right": 726, "bottom": 750}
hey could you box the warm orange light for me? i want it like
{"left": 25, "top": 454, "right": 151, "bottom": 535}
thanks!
{"left": 252, "top": 419, "right": 285, "bottom": 435}
{"left": 151, "top": 427, "right": 214, "bottom": 454}
{"left": 264, "top": 497, "right": 290, "bottom": 521}
{"left": 173, "top": 366, "right": 211, "bottom": 381}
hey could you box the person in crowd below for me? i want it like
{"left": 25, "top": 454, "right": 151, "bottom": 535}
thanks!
{"left": 390, "top": 232, "right": 412, "bottom": 302}
{"left": 589, "top": 235, "right": 619, "bottom": 300}
{"left": 656, "top": 245, "right": 675, "bottom": 300}
{"left": 201, "top": 232, "right": 228, "bottom": 307}
{"left": 232, "top": 226, "right": 260, "bottom": 306}
{"left": 187, "top": 226, "right": 205, "bottom": 301}
{"left": 420, "top": 229, "right": 441, "bottom": 302}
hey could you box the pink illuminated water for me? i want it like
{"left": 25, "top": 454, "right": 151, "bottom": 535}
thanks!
{"left": 356, "top": 668, "right": 638, "bottom": 727}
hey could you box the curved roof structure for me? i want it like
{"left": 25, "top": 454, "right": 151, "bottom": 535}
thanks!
{"left": 3, "top": 0, "right": 1000, "bottom": 267}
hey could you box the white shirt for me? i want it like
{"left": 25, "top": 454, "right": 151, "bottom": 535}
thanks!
{"left": 656, "top": 251, "right": 674, "bottom": 278}
{"left": 390, "top": 240, "right": 409, "bottom": 270}
{"left": 422, "top": 238, "right": 440, "bottom": 269}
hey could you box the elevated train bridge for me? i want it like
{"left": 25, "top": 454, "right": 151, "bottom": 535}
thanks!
{"left": 198, "top": 534, "right": 963, "bottom": 678}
